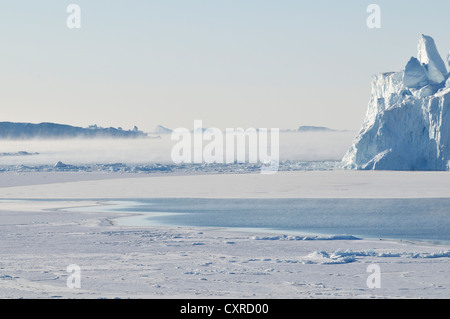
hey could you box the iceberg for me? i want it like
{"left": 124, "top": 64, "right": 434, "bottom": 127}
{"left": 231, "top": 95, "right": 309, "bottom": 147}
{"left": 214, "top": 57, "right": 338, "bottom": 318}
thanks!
{"left": 154, "top": 125, "right": 173, "bottom": 134}
{"left": 343, "top": 35, "right": 450, "bottom": 171}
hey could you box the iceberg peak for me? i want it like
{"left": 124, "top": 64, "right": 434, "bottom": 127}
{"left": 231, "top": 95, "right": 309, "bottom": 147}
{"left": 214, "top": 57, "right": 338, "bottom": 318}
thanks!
{"left": 417, "top": 34, "right": 448, "bottom": 84}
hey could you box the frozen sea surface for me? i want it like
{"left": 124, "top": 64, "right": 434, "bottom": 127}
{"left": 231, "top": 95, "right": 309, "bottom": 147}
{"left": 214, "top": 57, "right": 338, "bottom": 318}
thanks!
{"left": 0, "top": 160, "right": 340, "bottom": 174}
{"left": 70, "top": 198, "right": 450, "bottom": 245}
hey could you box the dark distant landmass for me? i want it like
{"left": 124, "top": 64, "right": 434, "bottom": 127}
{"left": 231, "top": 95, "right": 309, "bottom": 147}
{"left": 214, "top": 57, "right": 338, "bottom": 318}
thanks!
{"left": 0, "top": 122, "right": 147, "bottom": 139}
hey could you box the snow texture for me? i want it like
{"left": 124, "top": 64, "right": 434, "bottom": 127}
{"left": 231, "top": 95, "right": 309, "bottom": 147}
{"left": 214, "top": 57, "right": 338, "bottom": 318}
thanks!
{"left": 343, "top": 35, "right": 450, "bottom": 170}
{"left": 0, "top": 199, "right": 449, "bottom": 298}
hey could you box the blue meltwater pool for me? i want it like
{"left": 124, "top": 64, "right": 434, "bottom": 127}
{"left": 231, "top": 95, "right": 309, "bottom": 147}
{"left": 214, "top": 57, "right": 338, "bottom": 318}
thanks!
{"left": 69, "top": 198, "right": 450, "bottom": 245}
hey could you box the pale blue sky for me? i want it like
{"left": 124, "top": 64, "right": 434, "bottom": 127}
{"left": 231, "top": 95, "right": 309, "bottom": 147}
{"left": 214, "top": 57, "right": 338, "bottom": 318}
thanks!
{"left": 1, "top": 0, "right": 450, "bottom": 132}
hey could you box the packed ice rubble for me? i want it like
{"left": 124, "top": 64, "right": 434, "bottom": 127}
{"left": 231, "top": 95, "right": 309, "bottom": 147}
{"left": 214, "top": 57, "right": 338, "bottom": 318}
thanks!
{"left": 343, "top": 35, "right": 450, "bottom": 170}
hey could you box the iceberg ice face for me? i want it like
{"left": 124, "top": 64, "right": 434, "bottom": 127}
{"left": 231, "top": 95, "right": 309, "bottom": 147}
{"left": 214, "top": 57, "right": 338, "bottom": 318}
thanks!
{"left": 414, "top": 85, "right": 434, "bottom": 99}
{"left": 417, "top": 34, "right": 448, "bottom": 84}
{"left": 343, "top": 35, "right": 450, "bottom": 171}
{"left": 403, "top": 57, "right": 429, "bottom": 89}
{"left": 363, "top": 72, "right": 406, "bottom": 126}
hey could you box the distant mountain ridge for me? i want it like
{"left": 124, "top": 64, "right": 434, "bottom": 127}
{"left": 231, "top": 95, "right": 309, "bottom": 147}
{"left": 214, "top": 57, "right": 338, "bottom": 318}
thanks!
{"left": 296, "top": 126, "right": 338, "bottom": 133}
{"left": 0, "top": 122, "right": 147, "bottom": 139}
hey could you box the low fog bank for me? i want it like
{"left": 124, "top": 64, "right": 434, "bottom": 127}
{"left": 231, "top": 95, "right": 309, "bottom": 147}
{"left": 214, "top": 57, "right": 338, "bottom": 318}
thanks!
{"left": 0, "top": 131, "right": 357, "bottom": 167}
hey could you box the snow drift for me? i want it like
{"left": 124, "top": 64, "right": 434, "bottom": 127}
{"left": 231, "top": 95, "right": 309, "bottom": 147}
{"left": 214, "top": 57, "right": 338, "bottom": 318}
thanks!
{"left": 343, "top": 35, "right": 450, "bottom": 170}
